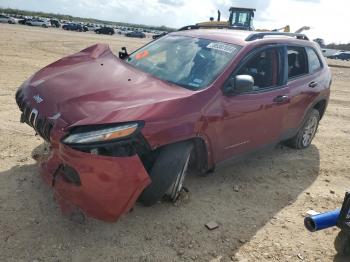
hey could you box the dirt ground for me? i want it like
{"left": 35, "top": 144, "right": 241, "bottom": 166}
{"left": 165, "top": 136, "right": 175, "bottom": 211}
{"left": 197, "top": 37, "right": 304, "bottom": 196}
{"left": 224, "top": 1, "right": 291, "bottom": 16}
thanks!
{"left": 0, "top": 24, "right": 350, "bottom": 262}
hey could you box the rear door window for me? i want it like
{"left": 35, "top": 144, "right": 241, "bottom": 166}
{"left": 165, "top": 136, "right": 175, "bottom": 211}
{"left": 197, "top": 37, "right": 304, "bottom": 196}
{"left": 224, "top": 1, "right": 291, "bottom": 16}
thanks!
{"left": 287, "top": 47, "right": 308, "bottom": 79}
{"left": 306, "top": 47, "right": 322, "bottom": 73}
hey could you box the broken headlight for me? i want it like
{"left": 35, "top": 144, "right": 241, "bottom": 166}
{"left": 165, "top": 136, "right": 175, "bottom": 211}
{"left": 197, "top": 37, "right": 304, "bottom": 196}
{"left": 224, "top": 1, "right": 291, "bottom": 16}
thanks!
{"left": 61, "top": 122, "right": 150, "bottom": 157}
{"left": 62, "top": 122, "right": 139, "bottom": 145}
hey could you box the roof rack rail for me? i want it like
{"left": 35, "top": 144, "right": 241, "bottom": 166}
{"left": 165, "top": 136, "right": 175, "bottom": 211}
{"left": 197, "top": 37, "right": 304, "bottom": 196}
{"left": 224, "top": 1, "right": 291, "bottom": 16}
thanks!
{"left": 178, "top": 25, "right": 199, "bottom": 31}
{"left": 177, "top": 24, "right": 230, "bottom": 31}
{"left": 245, "top": 32, "right": 309, "bottom": 41}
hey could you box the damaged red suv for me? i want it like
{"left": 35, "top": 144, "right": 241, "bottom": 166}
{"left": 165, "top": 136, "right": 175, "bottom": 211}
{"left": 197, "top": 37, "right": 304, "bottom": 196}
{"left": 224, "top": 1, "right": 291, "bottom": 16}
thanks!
{"left": 15, "top": 30, "right": 331, "bottom": 222}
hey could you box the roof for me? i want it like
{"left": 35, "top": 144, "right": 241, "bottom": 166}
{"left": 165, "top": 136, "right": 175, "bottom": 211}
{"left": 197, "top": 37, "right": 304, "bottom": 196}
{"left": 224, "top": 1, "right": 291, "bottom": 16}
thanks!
{"left": 229, "top": 7, "right": 256, "bottom": 11}
{"left": 171, "top": 29, "right": 313, "bottom": 47}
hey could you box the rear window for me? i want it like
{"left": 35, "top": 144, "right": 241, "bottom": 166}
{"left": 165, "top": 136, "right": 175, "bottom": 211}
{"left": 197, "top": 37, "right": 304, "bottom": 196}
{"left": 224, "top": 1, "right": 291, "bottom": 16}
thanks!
{"left": 306, "top": 47, "right": 322, "bottom": 73}
{"left": 127, "top": 35, "right": 240, "bottom": 90}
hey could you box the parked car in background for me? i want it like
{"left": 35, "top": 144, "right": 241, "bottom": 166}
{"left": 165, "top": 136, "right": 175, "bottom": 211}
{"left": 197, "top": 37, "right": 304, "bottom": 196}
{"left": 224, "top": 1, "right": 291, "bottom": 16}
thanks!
{"left": 18, "top": 18, "right": 30, "bottom": 25}
{"left": 26, "top": 19, "right": 50, "bottom": 28}
{"left": 62, "top": 23, "right": 88, "bottom": 32}
{"left": 118, "top": 29, "right": 132, "bottom": 35}
{"left": 85, "top": 24, "right": 100, "bottom": 31}
{"left": 328, "top": 52, "right": 350, "bottom": 61}
{"left": 50, "top": 19, "right": 60, "bottom": 28}
{"left": 94, "top": 27, "right": 115, "bottom": 35}
{"left": 152, "top": 32, "right": 167, "bottom": 39}
{"left": 126, "top": 31, "right": 146, "bottom": 38}
{"left": 0, "top": 14, "right": 16, "bottom": 24}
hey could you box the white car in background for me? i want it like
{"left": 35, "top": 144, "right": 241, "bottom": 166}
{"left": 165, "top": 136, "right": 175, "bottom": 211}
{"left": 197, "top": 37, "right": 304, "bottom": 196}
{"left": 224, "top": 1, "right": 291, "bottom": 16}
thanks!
{"left": 26, "top": 19, "right": 50, "bottom": 28}
{"left": 0, "top": 14, "right": 16, "bottom": 24}
{"left": 86, "top": 24, "right": 100, "bottom": 31}
{"left": 118, "top": 30, "right": 133, "bottom": 35}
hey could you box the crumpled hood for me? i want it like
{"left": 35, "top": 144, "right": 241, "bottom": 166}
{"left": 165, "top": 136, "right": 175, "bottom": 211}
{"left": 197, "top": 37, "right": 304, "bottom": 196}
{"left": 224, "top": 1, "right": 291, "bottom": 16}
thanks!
{"left": 21, "top": 44, "right": 193, "bottom": 128}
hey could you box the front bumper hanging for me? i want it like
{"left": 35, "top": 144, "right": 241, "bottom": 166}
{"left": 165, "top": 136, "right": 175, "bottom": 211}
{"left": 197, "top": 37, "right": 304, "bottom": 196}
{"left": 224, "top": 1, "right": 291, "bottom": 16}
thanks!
{"left": 40, "top": 143, "right": 151, "bottom": 222}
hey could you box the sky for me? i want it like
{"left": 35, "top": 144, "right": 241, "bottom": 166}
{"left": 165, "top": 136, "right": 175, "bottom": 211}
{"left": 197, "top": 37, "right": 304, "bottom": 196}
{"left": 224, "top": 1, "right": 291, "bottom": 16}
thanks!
{"left": 0, "top": 0, "right": 348, "bottom": 44}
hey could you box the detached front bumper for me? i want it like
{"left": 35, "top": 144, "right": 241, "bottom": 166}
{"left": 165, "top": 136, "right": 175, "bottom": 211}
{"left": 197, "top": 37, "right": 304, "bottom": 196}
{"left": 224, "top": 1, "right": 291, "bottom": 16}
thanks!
{"left": 39, "top": 143, "right": 151, "bottom": 222}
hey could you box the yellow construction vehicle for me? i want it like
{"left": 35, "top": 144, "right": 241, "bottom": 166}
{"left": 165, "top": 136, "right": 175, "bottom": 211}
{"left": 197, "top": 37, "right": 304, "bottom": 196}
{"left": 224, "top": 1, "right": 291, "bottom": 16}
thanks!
{"left": 197, "top": 7, "right": 256, "bottom": 30}
{"left": 179, "top": 7, "right": 306, "bottom": 34}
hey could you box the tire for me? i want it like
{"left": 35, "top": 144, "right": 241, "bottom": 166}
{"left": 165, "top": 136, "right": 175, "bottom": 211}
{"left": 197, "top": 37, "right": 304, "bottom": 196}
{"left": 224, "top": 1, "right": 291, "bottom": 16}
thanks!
{"left": 334, "top": 231, "right": 350, "bottom": 255}
{"left": 286, "top": 109, "right": 320, "bottom": 149}
{"left": 138, "top": 141, "right": 193, "bottom": 206}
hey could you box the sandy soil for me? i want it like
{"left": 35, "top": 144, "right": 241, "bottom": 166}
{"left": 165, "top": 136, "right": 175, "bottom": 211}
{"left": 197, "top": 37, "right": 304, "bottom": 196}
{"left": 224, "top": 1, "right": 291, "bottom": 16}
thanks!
{"left": 0, "top": 24, "right": 350, "bottom": 262}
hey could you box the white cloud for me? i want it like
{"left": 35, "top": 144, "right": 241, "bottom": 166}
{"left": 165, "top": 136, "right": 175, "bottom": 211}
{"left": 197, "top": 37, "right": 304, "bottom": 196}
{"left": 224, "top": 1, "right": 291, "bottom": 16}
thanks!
{"left": 256, "top": 0, "right": 350, "bottom": 43}
{"left": 0, "top": 0, "right": 348, "bottom": 43}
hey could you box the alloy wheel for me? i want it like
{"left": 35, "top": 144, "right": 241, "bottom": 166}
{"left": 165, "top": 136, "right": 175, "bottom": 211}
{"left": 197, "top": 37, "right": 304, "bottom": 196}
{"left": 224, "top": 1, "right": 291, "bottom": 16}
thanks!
{"left": 302, "top": 116, "right": 318, "bottom": 147}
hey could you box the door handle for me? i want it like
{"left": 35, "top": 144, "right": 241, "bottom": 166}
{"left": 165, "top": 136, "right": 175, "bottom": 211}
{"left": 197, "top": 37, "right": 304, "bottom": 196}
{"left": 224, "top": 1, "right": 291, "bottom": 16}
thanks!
{"left": 309, "top": 81, "right": 318, "bottom": 88}
{"left": 273, "top": 95, "right": 289, "bottom": 103}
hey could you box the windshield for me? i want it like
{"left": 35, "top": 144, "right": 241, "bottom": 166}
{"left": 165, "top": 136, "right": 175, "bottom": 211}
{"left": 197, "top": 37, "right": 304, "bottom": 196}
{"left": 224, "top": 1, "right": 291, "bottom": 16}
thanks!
{"left": 126, "top": 35, "right": 239, "bottom": 90}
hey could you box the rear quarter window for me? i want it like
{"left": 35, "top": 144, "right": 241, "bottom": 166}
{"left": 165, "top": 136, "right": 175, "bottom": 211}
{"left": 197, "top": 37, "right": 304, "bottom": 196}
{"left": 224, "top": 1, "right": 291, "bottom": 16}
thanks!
{"left": 306, "top": 47, "right": 322, "bottom": 73}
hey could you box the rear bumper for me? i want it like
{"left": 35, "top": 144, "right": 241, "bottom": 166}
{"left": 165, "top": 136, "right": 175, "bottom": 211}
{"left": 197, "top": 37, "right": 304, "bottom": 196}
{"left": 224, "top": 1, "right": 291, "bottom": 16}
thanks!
{"left": 39, "top": 144, "right": 151, "bottom": 222}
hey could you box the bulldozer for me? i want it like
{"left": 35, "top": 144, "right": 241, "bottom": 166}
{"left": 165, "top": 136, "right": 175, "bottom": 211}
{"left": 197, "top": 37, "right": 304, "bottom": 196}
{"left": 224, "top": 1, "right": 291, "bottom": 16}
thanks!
{"left": 179, "top": 7, "right": 306, "bottom": 33}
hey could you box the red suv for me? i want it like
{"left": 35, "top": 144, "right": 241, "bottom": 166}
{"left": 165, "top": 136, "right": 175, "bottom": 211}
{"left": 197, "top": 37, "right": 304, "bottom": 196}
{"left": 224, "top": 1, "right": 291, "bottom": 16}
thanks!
{"left": 15, "top": 30, "right": 331, "bottom": 222}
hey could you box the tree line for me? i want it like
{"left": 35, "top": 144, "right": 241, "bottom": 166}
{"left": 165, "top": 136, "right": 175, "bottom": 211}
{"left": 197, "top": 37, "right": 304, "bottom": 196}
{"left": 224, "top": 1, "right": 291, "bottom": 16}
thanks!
{"left": 313, "top": 38, "right": 350, "bottom": 51}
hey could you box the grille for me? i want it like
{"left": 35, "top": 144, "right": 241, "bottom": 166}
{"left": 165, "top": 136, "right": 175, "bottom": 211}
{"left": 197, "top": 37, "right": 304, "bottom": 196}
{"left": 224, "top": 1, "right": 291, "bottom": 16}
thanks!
{"left": 15, "top": 90, "right": 53, "bottom": 142}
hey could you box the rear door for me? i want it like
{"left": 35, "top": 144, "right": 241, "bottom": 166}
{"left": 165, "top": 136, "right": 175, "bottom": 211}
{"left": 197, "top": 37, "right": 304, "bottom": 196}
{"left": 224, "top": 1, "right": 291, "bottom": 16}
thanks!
{"left": 283, "top": 45, "right": 325, "bottom": 135}
{"left": 214, "top": 45, "right": 291, "bottom": 161}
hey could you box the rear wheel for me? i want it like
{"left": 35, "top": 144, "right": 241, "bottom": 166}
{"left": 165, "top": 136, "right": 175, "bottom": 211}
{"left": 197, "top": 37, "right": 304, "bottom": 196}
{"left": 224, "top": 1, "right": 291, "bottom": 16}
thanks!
{"left": 138, "top": 141, "right": 193, "bottom": 206}
{"left": 286, "top": 109, "right": 320, "bottom": 149}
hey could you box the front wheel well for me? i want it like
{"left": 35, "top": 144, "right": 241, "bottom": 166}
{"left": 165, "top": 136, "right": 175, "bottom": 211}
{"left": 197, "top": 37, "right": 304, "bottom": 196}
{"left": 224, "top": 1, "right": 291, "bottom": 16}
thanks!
{"left": 190, "top": 137, "right": 210, "bottom": 174}
{"left": 313, "top": 99, "right": 327, "bottom": 120}
{"left": 139, "top": 137, "right": 211, "bottom": 176}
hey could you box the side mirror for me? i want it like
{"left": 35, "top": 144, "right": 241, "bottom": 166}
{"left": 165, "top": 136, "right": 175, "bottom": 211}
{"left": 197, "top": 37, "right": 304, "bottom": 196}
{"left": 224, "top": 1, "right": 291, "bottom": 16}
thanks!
{"left": 224, "top": 75, "right": 254, "bottom": 95}
{"left": 119, "top": 46, "right": 129, "bottom": 60}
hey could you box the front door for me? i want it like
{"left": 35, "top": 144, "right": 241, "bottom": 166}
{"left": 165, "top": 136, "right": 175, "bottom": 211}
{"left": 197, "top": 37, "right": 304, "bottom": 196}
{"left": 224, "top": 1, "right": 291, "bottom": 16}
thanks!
{"left": 214, "top": 46, "right": 290, "bottom": 161}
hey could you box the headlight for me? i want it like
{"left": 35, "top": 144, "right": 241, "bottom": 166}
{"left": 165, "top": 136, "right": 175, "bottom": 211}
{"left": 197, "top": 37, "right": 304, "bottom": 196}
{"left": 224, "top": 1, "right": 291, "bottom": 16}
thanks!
{"left": 62, "top": 123, "right": 139, "bottom": 144}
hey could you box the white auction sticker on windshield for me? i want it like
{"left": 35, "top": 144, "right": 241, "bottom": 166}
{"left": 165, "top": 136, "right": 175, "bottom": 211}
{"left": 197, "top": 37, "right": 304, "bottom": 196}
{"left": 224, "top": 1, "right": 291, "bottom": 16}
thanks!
{"left": 207, "top": 42, "right": 236, "bottom": 53}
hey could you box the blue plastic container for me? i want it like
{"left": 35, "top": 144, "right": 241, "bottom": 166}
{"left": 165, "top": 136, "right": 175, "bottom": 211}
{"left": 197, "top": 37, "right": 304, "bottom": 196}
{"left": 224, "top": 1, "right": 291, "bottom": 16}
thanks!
{"left": 304, "top": 209, "right": 340, "bottom": 232}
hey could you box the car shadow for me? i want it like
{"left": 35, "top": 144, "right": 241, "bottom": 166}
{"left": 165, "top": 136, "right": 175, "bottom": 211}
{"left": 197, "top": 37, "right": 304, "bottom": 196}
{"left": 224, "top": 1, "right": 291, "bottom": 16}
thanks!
{"left": 334, "top": 254, "right": 350, "bottom": 262}
{"left": 0, "top": 143, "right": 322, "bottom": 261}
